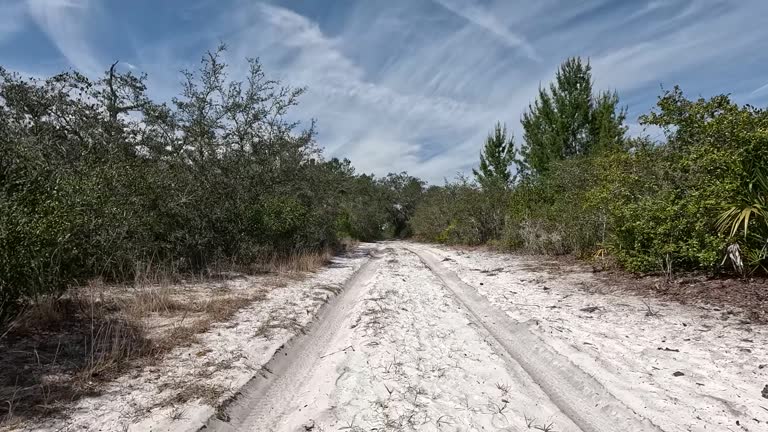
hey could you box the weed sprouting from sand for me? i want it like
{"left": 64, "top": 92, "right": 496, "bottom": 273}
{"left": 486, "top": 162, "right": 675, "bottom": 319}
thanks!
{"left": 524, "top": 414, "right": 537, "bottom": 428}
{"left": 534, "top": 421, "right": 557, "bottom": 432}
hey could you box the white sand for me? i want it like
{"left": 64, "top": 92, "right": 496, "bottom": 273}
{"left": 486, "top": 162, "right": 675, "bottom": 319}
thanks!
{"left": 427, "top": 243, "right": 768, "bottom": 432}
{"left": 19, "top": 245, "right": 376, "bottom": 432}
{"left": 218, "top": 246, "right": 583, "bottom": 431}
{"left": 20, "top": 242, "right": 768, "bottom": 431}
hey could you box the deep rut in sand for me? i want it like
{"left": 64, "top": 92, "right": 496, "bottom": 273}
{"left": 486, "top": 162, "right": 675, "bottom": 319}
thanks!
{"left": 203, "top": 244, "right": 663, "bottom": 432}
{"left": 202, "top": 248, "right": 385, "bottom": 431}
{"left": 406, "top": 245, "right": 663, "bottom": 432}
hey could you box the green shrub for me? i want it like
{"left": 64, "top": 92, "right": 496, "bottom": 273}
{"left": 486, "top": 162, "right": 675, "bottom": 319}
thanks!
{"left": 0, "top": 48, "right": 424, "bottom": 323}
{"left": 505, "top": 157, "right": 604, "bottom": 256}
{"left": 415, "top": 87, "right": 767, "bottom": 276}
{"left": 412, "top": 179, "right": 507, "bottom": 245}
{"left": 608, "top": 88, "right": 768, "bottom": 272}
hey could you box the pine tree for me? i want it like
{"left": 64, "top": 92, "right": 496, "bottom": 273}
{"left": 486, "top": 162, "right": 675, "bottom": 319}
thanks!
{"left": 519, "top": 57, "right": 626, "bottom": 176}
{"left": 473, "top": 122, "right": 517, "bottom": 190}
{"left": 590, "top": 90, "right": 627, "bottom": 152}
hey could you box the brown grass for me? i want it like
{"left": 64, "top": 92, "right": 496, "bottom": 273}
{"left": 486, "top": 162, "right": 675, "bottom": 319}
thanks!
{"left": 0, "top": 248, "right": 337, "bottom": 426}
{"left": 337, "top": 238, "right": 360, "bottom": 253}
{"left": 126, "top": 286, "right": 185, "bottom": 317}
{"left": 246, "top": 248, "right": 334, "bottom": 274}
{"left": 160, "top": 382, "right": 228, "bottom": 407}
{"left": 153, "top": 296, "right": 258, "bottom": 349}
{"left": 0, "top": 290, "right": 247, "bottom": 424}
{"left": 0, "top": 295, "right": 152, "bottom": 425}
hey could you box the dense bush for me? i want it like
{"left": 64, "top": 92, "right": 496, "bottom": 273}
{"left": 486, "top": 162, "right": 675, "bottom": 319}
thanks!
{"left": 504, "top": 156, "right": 604, "bottom": 256}
{"left": 411, "top": 178, "right": 508, "bottom": 246}
{"left": 413, "top": 59, "right": 768, "bottom": 276}
{"left": 4, "top": 49, "right": 765, "bottom": 322}
{"left": 0, "top": 47, "right": 422, "bottom": 322}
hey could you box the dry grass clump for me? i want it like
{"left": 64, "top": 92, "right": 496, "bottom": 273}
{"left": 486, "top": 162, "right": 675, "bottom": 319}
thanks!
{"left": 0, "top": 293, "right": 153, "bottom": 425}
{"left": 160, "top": 382, "right": 228, "bottom": 407}
{"left": 155, "top": 295, "right": 258, "bottom": 349}
{"left": 0, "top": 286, "right": 254, "bottom": 425}
{"left": 0, "top": 247, "right": 337, "bottom": 426}
{"left": 126, "top": 287, "right": 186, "bottom": 317}
{"left": 338, "top": 238, "right": 360, "bottom": 254}
{"left": 251, "top": 248, "right": 334, "bottom": 274}
{"left": 81, "top": 317, "right": 152, "bottom": 379}
{"left": 201, "top": 295, "right": 258, "bottom": 322}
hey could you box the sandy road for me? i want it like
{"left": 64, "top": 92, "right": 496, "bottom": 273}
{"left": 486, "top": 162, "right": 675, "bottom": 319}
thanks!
{"left": 204, "top": 243, "right": 767, "bottom": 432}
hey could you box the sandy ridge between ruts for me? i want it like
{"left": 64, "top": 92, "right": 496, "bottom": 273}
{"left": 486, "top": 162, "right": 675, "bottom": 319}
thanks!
{"left": 406, "top": 244, "right": 663, "bottom": 432}
{"left": 201, "top": 247, "right": 385, "bottom": 431}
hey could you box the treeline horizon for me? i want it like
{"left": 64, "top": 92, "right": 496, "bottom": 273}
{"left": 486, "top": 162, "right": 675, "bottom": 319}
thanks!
{"left": 0, "top": 45, "right": 423, "bottom": 322}
{"left": 2, "top": 46, "right": 766, "bottom": 322}
{"left": 413, "top": 58, "right": 767, "bottom": 278}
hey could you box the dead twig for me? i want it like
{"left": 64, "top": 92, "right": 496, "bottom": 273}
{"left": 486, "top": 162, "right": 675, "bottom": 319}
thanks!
{"left": 436, "top": 415, "right": 453, "bottom": 428}
{"left": 524, "top": 414, "right": 536, "bottom": 428}
{"left": 643, "top": 300, "right": 660, "bottom": 317}
{"left": 319, "top": 345, "right": 354, "bottom": 359}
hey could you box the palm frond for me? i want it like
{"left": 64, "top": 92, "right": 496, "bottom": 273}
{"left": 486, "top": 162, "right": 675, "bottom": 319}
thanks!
{"left": 717, "top": 205, "right": 765, "bottom": 238}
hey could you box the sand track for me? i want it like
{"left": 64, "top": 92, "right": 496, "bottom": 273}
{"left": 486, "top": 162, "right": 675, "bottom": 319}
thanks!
{"left": 203, "top": 248, "right": 385, "bottom": 431}
{"left": 195, "top": 243, "right": 768, "bottom": 432}
{"left": 407, "top": 245, "right": 661, "bottom": 432}
{"left": 204, "top": 244, "right": 679, "bottom": 431}
{"left": 25, "top": 242, "right": 766, "bottom": 431}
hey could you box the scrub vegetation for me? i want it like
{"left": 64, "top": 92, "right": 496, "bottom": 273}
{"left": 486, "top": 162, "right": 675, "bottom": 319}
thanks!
{"left": 0, "top": 45, "right": 423, "bottom": 324}
{"left": 412, "top": 57, "right": 768, "bottom": 276}
{"left": 2, "top": 47, "right": 765, "bottom": 335}
{"left": 1, "top": 45, "right": 767, "bottom": 429}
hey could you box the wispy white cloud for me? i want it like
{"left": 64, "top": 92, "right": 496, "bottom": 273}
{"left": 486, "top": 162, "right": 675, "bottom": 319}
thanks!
{"left": 626, "top": 0, "right": 668, "bottom": 20}
{"left": 430, "top": 0, "right": 540, "bottom": 61}
{"left": 4, "top": 0, "right": 767, "bottom": 182}
{"left": 750, "top": 82, "right": 768, "bottom": 96}
{"left": 590, "top": 1, "right": 765, "bottom": 92}
{"left": 212, "top": 2, "right": 497, "bottom": 179}
{"left": 26, "top": 0, "right": 103, "bottom": 75}
{"left": 183, "top": 0, "right": 768, "bottom": 181}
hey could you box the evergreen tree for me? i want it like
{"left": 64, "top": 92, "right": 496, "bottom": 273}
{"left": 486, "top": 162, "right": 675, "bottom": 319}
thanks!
{"left": 473, "top": 122, "right": 517, "bottom": 190}
{"left": 519, "top": 57, "right": 626, "bottom": 176}
{"left": 591, "top": 90, "right": 627, "bottom": 152}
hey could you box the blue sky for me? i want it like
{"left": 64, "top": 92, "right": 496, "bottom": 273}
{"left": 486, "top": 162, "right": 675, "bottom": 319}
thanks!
{"left": 2, "top": 0, "right": 767, "bottom": 182}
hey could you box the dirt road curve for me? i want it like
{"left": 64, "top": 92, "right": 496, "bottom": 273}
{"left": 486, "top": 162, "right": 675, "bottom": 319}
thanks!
{"left": 204, "top": 243, "right": 767, "bottom": 432}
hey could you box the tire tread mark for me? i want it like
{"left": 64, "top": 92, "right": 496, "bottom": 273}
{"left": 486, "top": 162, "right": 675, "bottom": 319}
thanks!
{"left": 407, "top": 246, "right": 664, "bottom": 432}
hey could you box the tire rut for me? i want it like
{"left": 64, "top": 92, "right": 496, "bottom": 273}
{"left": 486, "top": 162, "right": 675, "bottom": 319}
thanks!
{"left": 406, "top": 245, "right": 664, "bottom": 432}
{"left": 201, "top": 248, "right": 385, "bottom": 431}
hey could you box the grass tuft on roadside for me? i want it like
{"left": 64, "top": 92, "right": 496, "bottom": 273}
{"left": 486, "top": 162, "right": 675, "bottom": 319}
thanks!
{"left": 0, "top": 248, "right": 335, "bottom": 426}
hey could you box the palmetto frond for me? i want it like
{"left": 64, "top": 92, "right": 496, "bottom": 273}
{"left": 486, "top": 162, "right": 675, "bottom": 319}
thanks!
{"left": 717, "top": 167, "right": 768, "bottom": 239}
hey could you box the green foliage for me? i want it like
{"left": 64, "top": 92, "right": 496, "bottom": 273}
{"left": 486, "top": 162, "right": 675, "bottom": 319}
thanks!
{"left": 331, "top": 168, "right": 424, "bottom": 242}
{"left": 504, "top": 156, "right": 604, "bottom": 256}
{"left": 409, "top": 186, "right": 455, "bottom": 243}
{"left": 472, "top": 122, "right": 517, "bottom": 190}
{"left": 336, "top": 172, "right": 390, "bottom": 242}
{"left": 509, "top": 88, "right": 767, "bottom": 273}
{"left": 0, "top": 48, "right": 423, "bottom": 322}
{"left": 379, "top": 172, "right": 425, "bottom": 238}
{"left": 415, "top": 76, "right": 767, "bottom": 277}
{"left": 4, "top": 46, "right": 766, "bottom": 323}
{"left": 715, "top": 163, "right": 768, "bottom": 272}
{"left": 629, "top": 87, "right": 768, "bottom": 272}
{"left": 519, "top": 57, "right": 626, "bottom": 176}
{"left": 411, "top": 177, "right": 508, "bottom": 245}
{"left": 586, "top": 142, "right": 723, "bottom": 272}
